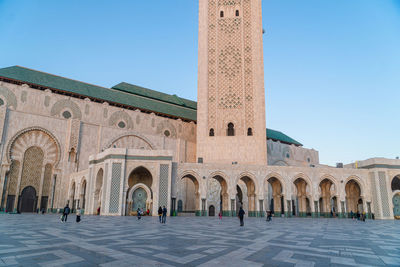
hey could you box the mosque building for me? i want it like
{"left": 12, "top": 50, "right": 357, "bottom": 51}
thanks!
{"left": 0, "top": 0, "right": 399, "bottom": 219}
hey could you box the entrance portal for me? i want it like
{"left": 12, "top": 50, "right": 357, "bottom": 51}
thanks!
{"left": 209, "top": 205, "right": 215, "bottom": 216}
{"left": 19, "top": 186, "right": 37, "bottom": 212}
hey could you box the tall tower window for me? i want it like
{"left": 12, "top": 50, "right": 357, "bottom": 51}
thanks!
{"left": 236, "top": 10, "right": 240, "bottom": 17}
{"left": 209, "top": 128, "right": 215, "bottom": 136}
{"left": 227, "top": 123, "right": 235, "bottom": 136}
{"left": 220, "top": 11, "right": 224, "bottom": 18}
{"left": 247, "top": 128, "right": 253, "bottom": 136}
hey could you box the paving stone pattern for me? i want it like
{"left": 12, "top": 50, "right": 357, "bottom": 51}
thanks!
{"left": 0, "top": 214, "right": 399, "bottom": 266}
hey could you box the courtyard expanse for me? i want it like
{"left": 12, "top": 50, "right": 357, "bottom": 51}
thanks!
{"left": 0, "top": 214, "right": 399, "bottom": 267}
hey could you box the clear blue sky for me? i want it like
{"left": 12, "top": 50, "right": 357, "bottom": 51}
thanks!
{"left": 0, "top": 0, "right": 399, "bottom": 166}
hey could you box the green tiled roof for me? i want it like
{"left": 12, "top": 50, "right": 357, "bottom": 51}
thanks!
{"left": 0, "top": 65, "right": 302, "bottom": 146}
{"left": 266, "top": 128, "right": 303, "bottom": 146}
{"left": 112, "top": 82, "right": 197, "bottom": 110}
{"left": 0, "top": 66, "right": 197, "bottom": 121}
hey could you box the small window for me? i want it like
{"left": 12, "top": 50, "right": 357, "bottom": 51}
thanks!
{"left": 236, "top": 10, "right": 239, "bottom": 16}
{"left": 209, "top": 128, "right": 214, "bottom": 136}
{"left": 62, "top": 111, "right": 72, "bottom": 119}
{"left": 0, "top": 98, "right": 4, "bottom": 106}
{"left": 118, "top": 121, "right": 126, "bottom": 128}
{"left": 286, "top": 153, "right": 290, "bottom": 158}
{"left": 164, "top": 130, "right": 170, "bottom": 137}
{"left": 220, "top": 11, "right": 224, "bottom": 18}
{"left": 247, "top": 128, "right": 253, "bottom": 136}
{"left": 307, "top": 157, "right": 311, "bottom": 163}
{"left": 227, "top": 123, "right": 235, "bottom": 136}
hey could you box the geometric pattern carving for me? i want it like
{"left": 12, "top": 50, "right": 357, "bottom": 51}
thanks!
{"left": 369, "top": 172, "right": 380, "bottom": 217}
{"left": 7, "top": 160, "right": 20, "bottom": 195}
{"left": 158, "top": 164, "right": 169, "bottom": 208}
{"left": 243, "top": 0, "right": 254, "bottom": 128}
{"left": 20, "top": 146, "right": 44, "bottom": 194}
{"left": 108, "top": 110, "right": 134, "bottom": 129}
{"left": 109, "top": 163, "right": 122, "bottom": 213}
{"left": 50, "top": 99, "right": 82, "bottom": 120}
{"left": 8, "top": 129, "right": 59, "bottom": 166}
{"left": 67, "top": 120, "right": 81, "bottom": 153}
{"left": 0, "top": 86, "right": 17, "bottom": 109}
{"left": 41, "top": 164, "right": 52, "bottom": 197}
{"left": 378, "top": 171, "right": 391, "bottom": 217}
{"left": 207, "top": 0, "right": 254, "bottom": 134}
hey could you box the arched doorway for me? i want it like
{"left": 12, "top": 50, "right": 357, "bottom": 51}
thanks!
{"left": 393, "top": 194, "right": 400, "bottom": 219}
{"left": 267, "top": 177, "right": 284, "bottom": 216}
{"left": 237, "top": 176, "right": 256, "bottom": 216}
{"left": 19, "top": 186, "right": 37, "bottom": 212}
{"left": 319, "top": 178, "right": 336, "bottom": 217}
{"left": 210, "top": 175, "right": 229, "bottom": 216}
{"left": 80, "top": 180, "right": 87, "bottom": 209}
{"left": 70, "top": 182, "right": 76, "bottom": 212}
{"left": 5, "top": 129, "right": 60, "bottom": 214}
{"left": 180, "top": 174, "right": 199, "bottom": 214}
{"left": 209, "top": 205, "right": 215, "bottom": 216}
{"left": 392, "top": 176, "right": 400, "bottom": 191}
{"left": 345, "top": 179, "right": 362, "bottom": 217}
{"left": 126, "top": 166, "right": 153, "bottom": 216}
{"left": 93, "top": 169, "right": 103, "bottom": 215}
{"left": 294, "top": 178, "right": 309, "bottom": 217}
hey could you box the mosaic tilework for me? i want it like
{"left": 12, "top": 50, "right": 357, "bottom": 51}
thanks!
{"left": 370, "top": 172, "right": 381, "bottom": 217}
{"left": 158, "top": 164, "right": 169, "bottom": 208}
{"left": 0, "top": 215, "right": 399, "bottom": 266}
{"left": 109, "top": 163, "right": 122, "bottom": 214}
{"left": 378, "top": 172, "right": 391, "bottom": 217}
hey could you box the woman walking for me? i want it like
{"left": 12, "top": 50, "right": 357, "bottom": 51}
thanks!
{"left": 158, "top": 206, "right": 163, "bottom": 223}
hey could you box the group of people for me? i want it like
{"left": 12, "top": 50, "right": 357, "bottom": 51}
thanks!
{"left": 61, "top": 204, "right": 81, "bottom": 223}
{"left": 158, "top": 206, "right": 167, "bottom": 223}
{"left": 136, "top": 208, "right": 151, "bottom": 220}
{"left": 350, "top": 210, "right": 367, "bottom": 221}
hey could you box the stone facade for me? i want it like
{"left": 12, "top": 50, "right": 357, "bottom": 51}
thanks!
{"left": 0, "top": 0, "right": 399, "bottom": 220}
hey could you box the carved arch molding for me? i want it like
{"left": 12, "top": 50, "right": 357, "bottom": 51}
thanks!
{"left": 7, "top": 127, "right": 61, "bottom": 167}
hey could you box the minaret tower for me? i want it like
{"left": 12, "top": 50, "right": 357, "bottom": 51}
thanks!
{"left": 197, "top": 0, "right": 267, "bottom": 165}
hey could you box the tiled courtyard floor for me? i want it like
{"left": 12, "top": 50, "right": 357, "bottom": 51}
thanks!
{"left": 0, "top": 214, "right": 399, "bottom": 267}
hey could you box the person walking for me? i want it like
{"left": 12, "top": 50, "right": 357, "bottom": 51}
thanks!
{"left": 239, "top": 206, "right": 245, "bottom": 226}
{"left": 137, "top": 208, "right": 142, "bottom": 220}
{"left": 218, "top": 212, "right": 222, "bottom": 220}
{"left": 350, "top": 210, "right": 354, "bottom": 220}
{"left": 158, "top": 206, "right": 163, "bottom": 223}
{"left": 76, "top": 207, "right": 81, "bottom": 223}
{"left": 62, "top": 204, "right": 70, "bottom": 222}
{"left": 162, "top": 206, "right": 167, "bottom": 224}
{"left": 266, "top": 210, "right": 272, "bottom": 222}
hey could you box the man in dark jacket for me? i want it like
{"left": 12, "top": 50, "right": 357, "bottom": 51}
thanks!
{"left": 62, "top": 204, "right": 71, "bottom": 222}
{"left": 239, "top": 206, "right": 245, "bottom": 226}
{"left": 162, "top": 206, "right": 167, "bottom": 224}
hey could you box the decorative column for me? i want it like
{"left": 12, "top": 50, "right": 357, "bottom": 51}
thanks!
{"left": 13, "top": 163, "right": 24, "bottom": 212}
{"left": 230, "top": 198, "right": 235, "bottom": 217}
{"left": 37, "top": 165, "right": 46, "bottom": 212}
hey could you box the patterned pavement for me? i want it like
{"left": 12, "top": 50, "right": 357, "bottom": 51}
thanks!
{"left": 0, "top": 214, "right": 399, "bottom": 266}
